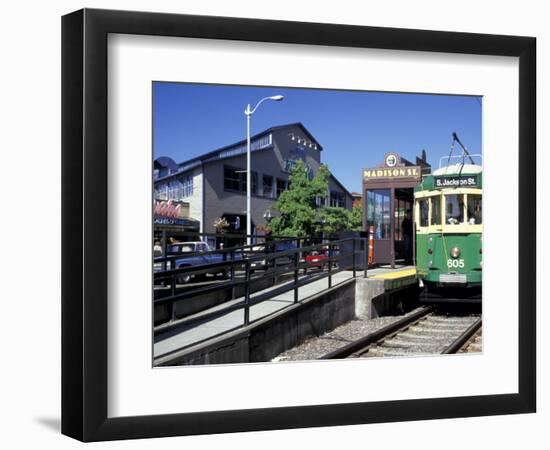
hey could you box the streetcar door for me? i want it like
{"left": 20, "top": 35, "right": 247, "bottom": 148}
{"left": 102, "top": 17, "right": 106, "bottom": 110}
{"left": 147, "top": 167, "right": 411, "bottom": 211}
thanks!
{"left": 394, "top": 188, "right": 414, "bottom": 264}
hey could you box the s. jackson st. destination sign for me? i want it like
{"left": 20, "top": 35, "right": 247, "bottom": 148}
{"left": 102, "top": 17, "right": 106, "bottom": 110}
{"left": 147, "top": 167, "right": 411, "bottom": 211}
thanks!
{"left": 434, "top": 175, "right": 478, "bottom": 188}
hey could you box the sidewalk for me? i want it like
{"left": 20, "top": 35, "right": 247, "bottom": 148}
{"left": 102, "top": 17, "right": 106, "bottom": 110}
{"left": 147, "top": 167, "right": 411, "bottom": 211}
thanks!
{"left": 154, "top": 265, "right": 418, "bottom": 359}
{"left": 154, "top": 270, "right": 354, "bottom": 359}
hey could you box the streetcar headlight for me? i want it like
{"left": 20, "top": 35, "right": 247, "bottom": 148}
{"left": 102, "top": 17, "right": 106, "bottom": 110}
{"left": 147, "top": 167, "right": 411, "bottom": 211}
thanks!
{"left": 450, "top": 247, "right": 461, "bottom": 258}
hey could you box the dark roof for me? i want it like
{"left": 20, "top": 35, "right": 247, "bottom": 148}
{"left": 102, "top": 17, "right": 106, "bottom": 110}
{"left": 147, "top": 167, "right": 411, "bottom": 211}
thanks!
{"left": 272, "top": 122, "right": 323, "bottom": 151}
{"left": 154, "top": 123, "right": 356, "bottom": 198}
{"left": 155, "top": 123, "right": 323, "bottom": 181}
{"left": 154, "top": 156, "right": 178, "bottom": 170}
{"left": 329, "top": 173, "right": 353, "bottom": 198}
{"left": 193, "top": 121, "right": 322, "bottom": 162}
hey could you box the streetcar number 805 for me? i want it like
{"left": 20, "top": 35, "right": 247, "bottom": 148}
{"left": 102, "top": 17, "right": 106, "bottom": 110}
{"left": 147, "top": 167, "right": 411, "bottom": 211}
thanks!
{"left": 447, "top": 259, "right": 465, "bottom": 269}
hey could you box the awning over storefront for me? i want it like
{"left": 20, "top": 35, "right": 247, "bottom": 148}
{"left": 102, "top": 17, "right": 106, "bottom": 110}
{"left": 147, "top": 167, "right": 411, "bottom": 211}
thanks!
{"left": 153, "top": 199, "right": 200, "bottom": 232}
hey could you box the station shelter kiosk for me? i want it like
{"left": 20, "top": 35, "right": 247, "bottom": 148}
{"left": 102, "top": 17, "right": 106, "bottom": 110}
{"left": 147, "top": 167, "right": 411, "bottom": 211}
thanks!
{"left": 362, "top": 151, "right": 430, "bottom": 267}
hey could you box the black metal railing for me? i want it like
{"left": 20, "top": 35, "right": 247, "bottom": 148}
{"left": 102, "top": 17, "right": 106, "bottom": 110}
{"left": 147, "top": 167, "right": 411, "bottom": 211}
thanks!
{"left": 154, "top": 230, "right": 312, "bottom": 258}
{"left": 153, "top": 237, "right": 368, "bottom": 340}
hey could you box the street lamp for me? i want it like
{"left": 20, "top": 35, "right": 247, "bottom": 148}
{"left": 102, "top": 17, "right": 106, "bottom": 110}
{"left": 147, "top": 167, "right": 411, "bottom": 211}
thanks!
{"left": 244, "top": 95, "right": 284, "bottom": 245}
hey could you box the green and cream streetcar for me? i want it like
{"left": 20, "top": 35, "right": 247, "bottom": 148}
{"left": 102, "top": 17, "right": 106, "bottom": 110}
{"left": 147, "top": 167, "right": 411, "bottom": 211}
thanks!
{"left": 414, "top": 133, "right": 482, "bottom": 302}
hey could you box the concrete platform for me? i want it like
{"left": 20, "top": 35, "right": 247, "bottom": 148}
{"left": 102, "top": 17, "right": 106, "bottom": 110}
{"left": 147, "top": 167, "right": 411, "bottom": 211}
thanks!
{"left": 154, "top": 265, "right": 419, "bottom": 363}
{"left": 356, "top": 265, "right": 419, "bottom": 319}
{"left": 367, "top": 265, "right": 417, "bottom": 290}
{"left": 154, "top": 270, "right": 354, "bottom": 359}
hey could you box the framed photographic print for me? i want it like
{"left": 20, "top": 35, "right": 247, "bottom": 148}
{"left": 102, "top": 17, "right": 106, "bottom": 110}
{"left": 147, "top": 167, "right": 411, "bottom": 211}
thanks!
{"left": 62, "top": 8, "right": 536, "bottom": 442}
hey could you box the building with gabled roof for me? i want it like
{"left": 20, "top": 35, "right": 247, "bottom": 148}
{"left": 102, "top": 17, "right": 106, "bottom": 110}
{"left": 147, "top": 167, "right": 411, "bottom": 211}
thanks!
{"left": 154, "top": 123, "right": 353, "bottom": 242}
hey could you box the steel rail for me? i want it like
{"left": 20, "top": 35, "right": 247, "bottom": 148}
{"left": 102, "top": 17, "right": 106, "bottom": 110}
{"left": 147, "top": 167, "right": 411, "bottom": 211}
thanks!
{"left": 441, "top": 317, "right": 483, "bottom": 354}
{"left": 319, "top": 306, "right": 434, "bottom": 359}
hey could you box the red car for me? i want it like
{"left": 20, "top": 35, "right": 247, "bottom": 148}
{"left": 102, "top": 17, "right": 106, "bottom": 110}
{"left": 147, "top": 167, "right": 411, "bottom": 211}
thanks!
{"left": 305, "top": 249, "right": 329, "bottom": 269}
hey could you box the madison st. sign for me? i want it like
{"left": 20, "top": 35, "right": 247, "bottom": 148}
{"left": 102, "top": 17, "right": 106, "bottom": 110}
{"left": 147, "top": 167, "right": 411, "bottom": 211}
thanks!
{"left": 363, "top": 166, "right": 421, "bottom": 180}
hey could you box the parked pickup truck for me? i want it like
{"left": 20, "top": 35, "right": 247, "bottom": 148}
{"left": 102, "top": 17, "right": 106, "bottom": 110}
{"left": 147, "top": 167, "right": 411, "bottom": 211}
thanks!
{"left": 154, "top": 241, "right": 240, "bottom": 284}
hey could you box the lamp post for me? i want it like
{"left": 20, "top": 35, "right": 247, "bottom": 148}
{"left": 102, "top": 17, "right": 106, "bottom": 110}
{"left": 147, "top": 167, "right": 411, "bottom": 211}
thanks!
{"left": 244, "top": 95, "right": 284, "bottom": 245}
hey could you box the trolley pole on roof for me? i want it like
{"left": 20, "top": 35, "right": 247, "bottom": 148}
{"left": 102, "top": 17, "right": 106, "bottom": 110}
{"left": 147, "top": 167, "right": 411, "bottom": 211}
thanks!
{"left": 452, "top": 132, "right": 476, "bottom": 165}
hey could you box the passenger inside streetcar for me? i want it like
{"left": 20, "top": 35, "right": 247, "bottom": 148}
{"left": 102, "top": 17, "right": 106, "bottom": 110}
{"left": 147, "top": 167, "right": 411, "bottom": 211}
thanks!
{"left": 445, "top": 194, "right": 464, "bottom": 225}
{"left": 467, "top": 194, "right": 482, "bottom": 225}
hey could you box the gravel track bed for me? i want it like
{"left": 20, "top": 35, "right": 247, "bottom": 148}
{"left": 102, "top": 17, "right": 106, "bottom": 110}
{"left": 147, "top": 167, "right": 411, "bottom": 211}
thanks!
{"left": 459, "top": 329, "right": 483, "bottom": 353}
{"left": 271, "top": 308, "right": 426, "bottom": 362}
{"left": 364, "top": 314, "right": 480, "bottom": 357}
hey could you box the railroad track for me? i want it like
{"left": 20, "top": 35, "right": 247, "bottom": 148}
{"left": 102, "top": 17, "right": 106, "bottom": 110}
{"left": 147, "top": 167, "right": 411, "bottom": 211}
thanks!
{"left": 320, "top": 306, "right": 482, "bottom": 359}
{"left": 457, "top": 329, "right": 482, "bottom": 353}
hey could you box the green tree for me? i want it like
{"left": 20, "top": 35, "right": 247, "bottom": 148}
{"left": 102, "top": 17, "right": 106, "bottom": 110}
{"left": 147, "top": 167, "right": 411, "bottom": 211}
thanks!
{"left": 316, "top": 206, "right": 353, "bottom": 236}
{"left": 270, "top": 161, "right": 359, "bottom": 237}
{"left": 350, "top": 198, "right": 363, "bottom": 231}
{"left": 269, "top": 160, "right": 329, "bottom": 237}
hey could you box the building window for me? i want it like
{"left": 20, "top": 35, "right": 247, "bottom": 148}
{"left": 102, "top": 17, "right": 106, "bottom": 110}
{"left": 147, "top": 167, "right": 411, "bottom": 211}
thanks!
{"left": 366, "top": 189, "right": 391, "bottom": 239}
{"left": 181, "top": 175, "right": 193, "bottom": 197}
{"left": 263, "top": 175, "right": 273, "bottom": 198}
{"left": 276, "top": 178, "right": 287, "bottom": 198}
{"left": 330, "top": 191, "right": 345, "bottom": 208}
{"left": 168, "top": 180, "right": 179, "bottom": 200}
{"left": 242, "top": 171, "right": 257, "bottom": 195}
{"left": 156, "top": 174, "right": 193, "bottom": 200}
{"left": 224, "top": 166, "right": 257, "bottom": 194}
{"left": 315, "top": 196, "right": 325, "bottom": 207}
{"left": 154, "top": 183, "right": 167, "bottom": 200}
{"left": 252, "top": 172, "right": 257, "bottom": 195}
{"left": 224, "top": 166, "right": 241, "bottom": 191}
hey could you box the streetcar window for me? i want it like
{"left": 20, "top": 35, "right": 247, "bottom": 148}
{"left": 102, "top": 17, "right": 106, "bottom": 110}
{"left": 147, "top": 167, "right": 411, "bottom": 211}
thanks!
{"left": 431, "top": 196, "right": 441, "bottom": 226}
{"left": 445, "top": 194, "right": 465, "bottom": 225}
{"left": 467, "top": 194, "right": 482, "bottom": 224}
{"left": 418, "top": 199, "right": 429, "bottom": 227}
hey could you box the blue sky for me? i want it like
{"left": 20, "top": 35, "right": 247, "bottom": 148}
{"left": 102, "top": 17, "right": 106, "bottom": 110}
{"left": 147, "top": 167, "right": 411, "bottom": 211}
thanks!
{"left": 153, "top": 82, "right": 482, "bottom": 193}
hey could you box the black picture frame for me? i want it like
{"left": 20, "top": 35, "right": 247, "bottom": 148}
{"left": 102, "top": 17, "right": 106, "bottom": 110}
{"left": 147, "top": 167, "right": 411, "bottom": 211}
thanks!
{"left": 62, "top": 8, "right": 536, "bottom": 442}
